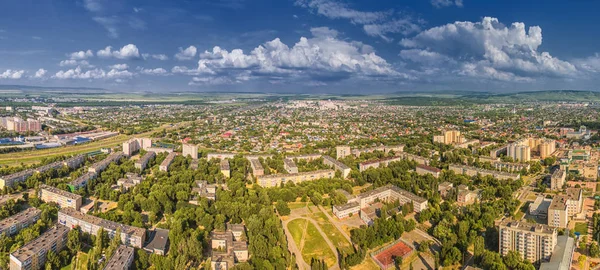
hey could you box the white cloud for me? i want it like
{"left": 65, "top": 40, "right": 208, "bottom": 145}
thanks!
{"left": 34, "top": 69, "right": 47, "bottom": 78}
{"left": 54, "top": 67, "right": 134, "bottom": 80}
{"left": 295, "top": 0, "right": 389, "bottom": 24}
{"left": 399, "top": 17, "right": 577, "bottom": 81}
{"left": 152, "top": 54, "right": 169, "bottom": 61}
{"left": 139, "top": 67, "right": 169, "bottom": 75}
{"left": 0, "top": 69, "right": 25, "bottom": 79}
{"left": 83, "top": 0, "right": 103, "bottom": 12}
{"left": 92, "top": 17, "right": 119, "bottom": 38}
{"left": 363, "top": 18, "right": 422, "bottom": 42}
{"left": 97, "top": 44, "right": 141, "bottom": 59}
{"left": 69, "top": 50, "right": 94, "bottom": 60}
{"left": 60, "top": 60, "right": 94, "bottom": 68}
{"left": 172, "top": 66, "right": 200, "bottom": 75}
{"left": 188, "top": 27, "right": 408, "bottom": 85}
{"left": 110, "top": 64, "right": 129, "bottom": 70}
{"left": 431, "top": 0, "right": 463, "bottom": 8}
{"left": 175, "top": 46, "right": 198, "bottom": 61}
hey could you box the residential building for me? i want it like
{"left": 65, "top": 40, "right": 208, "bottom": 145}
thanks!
{"left": 493, "top": 161, "right": 530, "bottom": 173}
{"left": 433, "top": 130, "right": 464, "bottom": 144}
{"left": 539, "top": 234, "right": 575, "bottom": 270}
{"left": 2, "top": 117, "right": 41, "bottom": 133}
{"left": 256, "top": 169, "right": 335, "bottom": 188}
{"left": 548, "top": 196, "right": 569, "bottom": 228}
{"left": 68, "top": 172, "right": 97, "bottom": 191}
{"left": 529, "top": 195, "right": 552, "bottom": 218}
{"left": 116, "top": 173, "right": 143, "bottom": 190}
{"left": 336, "top": 146, "right": 351, "bottom": 159}
{"left": 159, "top": 152, "right": 177, "bottom": 172}
{"left": 58, "top": 208, "right": 146, "bottom": 248}
{"left": 249, "top": 158, "right": 264, "bottom": 177}
{"left": 507, "top": 142, "right": 531, "bottom": 162}
{"left": 0, "top": 208, "right": 41, "bottom": 237}
{"left": 182, "top": 143, "right": 198, "bottom": 159}
{"left": 135, "top": 151, "right": 156, "bottom": 171}
{"left": 359, "top": 156, "right": 402, "bottom": 172}
{"left": 398, "top": 152, "right": 429, "bottom": 165}
{"left": 457, "top": 186, "right": 480, "bottom": 205}
{"left": 192, "top": 181, "right": 217, "bottom": 201}
{"left": 207, "top": 153, "right": 236, "bottom": 160}
{"left": 322, "top": 155, "right": 351, "bottom": 178}
{"left": 103, "top": 245, "right": 134, "bottom": 270}
{"left": 499, "top": 219, "right": 557, "bottom": 264}
{"left": 438, "top": 182, "right": 453, "bottom": 198}
{"left": 551, "top": 169, "right": 566, "bottom": 190}
{"left": 449, "top": 164, "right": 520, "bottom": 181}
{"left": 9, "top": 225, "right": 69, "bottom": 270}
{"left": 284, "top": 158, "right": 298, "bottom": 174}
{"left": 0, "top": 155, "right": 85, "bottom": 189}
{"left": 40, "top": 184, "right": 82, "bottom": 211}
{"left": 89, "top": 152, "right": 125, "bottom": 174}
{"left": 220, "top": 159, "right": 230, "bottom": 178}
{"left": 122, "top": 137, "right": 152, "bottom": 156}
{"left": 415, "top": 164, "right": 441, "bottom": 178}
{"left": 143, "top": 228, "right": 170, "bottom": 255}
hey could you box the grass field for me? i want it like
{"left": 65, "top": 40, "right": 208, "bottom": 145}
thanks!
{"left": 302, "top": 221, "right": 337, "bottom": 267}
{"left": 350, "top": 256, "right": 380, "bottom": 270}
{"left": 288, "top": 218, "right": 308, "bottom": 246}
{"left": 575, "top": 222, "right": 589, "bottom": 235}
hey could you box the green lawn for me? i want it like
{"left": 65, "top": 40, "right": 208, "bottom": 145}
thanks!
{"left": 575, "top": 222, "right": 589, "bottom": 235}
{"left": 287, "top": 219, "right": 308, "bottom": 246}
{"left": 289, "top": 202, "right": 309, "bottom": 210}
{"left": 302, "top": 221, "right": 337, "bottom": 268}
{"left": 319, "top": 222, "right": 354, "bottom": 254}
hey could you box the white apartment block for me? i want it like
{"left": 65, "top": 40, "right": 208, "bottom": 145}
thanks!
{"left": 499, "top": 220, "right": 557, "bottom": 264}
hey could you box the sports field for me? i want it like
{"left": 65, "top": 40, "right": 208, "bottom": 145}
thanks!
{"left": 372, "top": 240, "right": 413, "bottom": 269}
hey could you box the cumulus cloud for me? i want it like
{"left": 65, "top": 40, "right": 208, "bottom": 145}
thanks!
{"left": 97, "top": 44, "right": 141, "bottom": 59}
{"left": 60, "top": 60, "right": 94, "bottom": 68}
{"left": 186, "top": 27, "right": 408, "bottom": 85}
{"left": 83, "top": 0, "right": 103, "bottom": 12}
{"left": 0, "top": 69, "right": 25, "bottom": 79}
{"left": 152, "top": 54, "right": 169, "bottom": 60}
{"left": 110, "top": 64, "right": 129, "bottom": 70}
{"left": 399, "top": 17, "right": 577, "bottom": 81}
{"left": 69, "top": 50, "right": 94, "bottom": 60}
{"left": 431, "top": 0, "right": 463, "bottom": 8}
{"left": 139, "top": 67, "right": 169, "bottom": 75}
{"left": 175, "top": 46, "right": 198, "bottom": 61}
{"left": 34, "top": 69, "right": 47, "bottom": 78}
{"left": 54, "top": 67, "right": 134, "bottom": 80}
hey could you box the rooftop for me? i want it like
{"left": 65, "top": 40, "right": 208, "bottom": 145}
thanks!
{"left": 104, "top": 245, "right": 135, "bottom": 270}
{"left": 10, "top": 225, "right": 69, "bottom": 263}
{"left": 59, "top": 208, "right": 145, "bottom": 238}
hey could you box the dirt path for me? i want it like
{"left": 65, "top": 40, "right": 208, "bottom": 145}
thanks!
{"left": 317, "top": 205, "right": 353, "bottom": 245}
{"left": 282, "top": 218, "right": 311, "bottom": 270}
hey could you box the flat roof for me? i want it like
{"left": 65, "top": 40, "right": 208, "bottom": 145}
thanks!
{"left": 104, "top": 245, "right": 134, "bottom": 270}
{"left": 10, "top": 225, "right": 69, "bottom": 263}
{"left": 59, "top": 208, "right": 145, "bottom": 238}
{"left": 0, "top": 208, "right": 41, "bottom": 232}
{"left": 499, "top": 219, "right": 556, "bottom": 235}
{"left": 40, "top": 184, "right": 82, "bottom": 200}
{"left": 143, "top": 228, "right": 169, "bottom": 253}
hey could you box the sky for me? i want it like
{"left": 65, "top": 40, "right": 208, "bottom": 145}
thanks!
{"left": 1, "top": 0, "right": 600, "bottom": 94}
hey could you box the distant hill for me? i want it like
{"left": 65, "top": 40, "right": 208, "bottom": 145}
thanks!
{"left": 0, "top": 84, "right": 106, "bottom": 91}
{"left": 385, "top": 90, "right": 600, "bottom": 105}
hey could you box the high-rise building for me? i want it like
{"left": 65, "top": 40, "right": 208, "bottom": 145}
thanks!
{"left": 433, "top": 130, "right": 464, "bottom": 144}
{"left": 182, "top": 143, "right": 198, "bottom": 159}
{"left": 539, "top": 139, "right": 556, "bottom": 159}
{"left": 550, "top": 169, "right": 566, "bottom": 191}
{"left": 122, "top": 138, "right": 152, "bottom": 156}
{"left": 507, "top": 141, "right": 531, "bottom": 162}
{"left": 1, "top": 117, "right": 41, "bottom": 133}
{"left": 499, "top": 219, "right": 557, "bottom": 264}
{"left": 336, "top": 146, "right": 351, "bottom": 159}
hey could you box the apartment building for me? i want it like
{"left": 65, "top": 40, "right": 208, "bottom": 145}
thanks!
{"left": 284, "top": 158, "right": 298, "bottom": 174}
{"left": 499, "top": 219, "right": 557, "bottom": 264}
{"left": 336, "top": 145, "right": 404, "bottom": 159}
{"left": 103, "top": 245, "right": 134, "bottom": 270}
{"left": 457, "top": 187, "right": 481, "bottom": 205}
{"left": 159, "top": 152, "right": 177, "bottom": 172}
{"left": 415, "top": 164, "right": 442, "bottom": 178}
{"left": 256, "top": 169, "right": 335, "bottom": 188}
{"left": 182, "top": 143, "right": 198, "bottom": 159}
{"left": 508, "top": 138, "right": 556, "bottom": 162}
{"left": 551, "top": 169, "right": 566, "bottom": 190}
{"left": 322, "top": 155, "right": 351, "bottom": 178}
{"left": 220, "top": 159, "right": 230, "bottom": 178}
{"left": 333, "top": 185, "right": 428, "bottom": 220}
{"left": 0, "top": 208, "right": 41, "bottom": 237}
{"left": 58, "top": 208, "right": 146, "bottom": 248}
{"left": 433, "top": 130, "right": 464, "bottom": 144}
{"left": 9, "top": 225, "right": 69, "bottom": 270}
{"left": 68, "top": 172, "right": 97, "bottom": 191}
{"left": 135, "top": 151, "right": 156, "bottom": 171}
{"left": 249, "top": 158, "right": 264, "bottom": 177}
{"left": 0, "top": 155, "right": 85, "bottom": 189}
{"left": 438, "top": 182, "right": 454, "bottom": 199}
{"left": 206, "top": 153, "right": 236, "bottom": 160}
{"left": 336, "top": 146, "right": 351, "bottom": 159}
{"left": 359, "top": 156, "right": 402, "bottom": 172}
{"left": 507, "top": 143, "right": 531, "bottom": 162}
{"left": 122, "top": 137, "right": 152, "bottom": 156}
{"left": 493, "top": 161, "right": 530, "bottom": 173}
{"left": 192, "top": 181, "right": 217, "bottom": 201}
{"left": 40, "top": 184, "right": 82, "bottom": 211}
{"left": 449, "top": 164, "right": 521, "bottom": 181}
{"left": 2, "top": 117, "right": 41, "bottom": 133}
{"left": 490, "top": 145, "right": 508, "bottom": 159}
{"left": 89, "top": 152, "right": 125, "bottom": 174}
{"left": 548, "top": 196, "right": 569, "bottom": 228}
{"left": 398, "top": 152, "right": 429, "bottom": 165}
{"left": 116, "top": 173, "right": 143, "bottom": 190}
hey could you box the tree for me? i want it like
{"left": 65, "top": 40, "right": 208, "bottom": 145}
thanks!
{"left": 67, "top": 227, "right": 81, "bottom": 255}
{"left": 394, "top": 256, "right": 403, "bottom": 269}
{"left": 45, "top": 250, "right": 60, "bottom": 270}
{"left": 589, "top": 242, "right": 600, "bottom": 258}
{"left": 503, "top": 250, "right": 522, "bottom": 269}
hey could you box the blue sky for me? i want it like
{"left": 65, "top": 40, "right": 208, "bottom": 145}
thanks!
{"left": 1, "top": 0, "right": 600, "bottom": 93}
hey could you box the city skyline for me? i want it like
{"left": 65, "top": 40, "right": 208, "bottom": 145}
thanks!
{"left": 2, "top": 0, "right": 600, "bottom": 93}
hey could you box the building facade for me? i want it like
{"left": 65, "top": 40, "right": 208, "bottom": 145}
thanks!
{"left": 40, "top": 184, "right": 82, "bottom": 211}
{"left": 9, "top": 225, "right": 69, "bottom": 270}
{"left": 499, "top": 220, "right": 557, "bottom": 264}
{"left": 0, "top": 208, "right": 41, "bottom": 237}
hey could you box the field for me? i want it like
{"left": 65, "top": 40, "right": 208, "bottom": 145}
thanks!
{"left": 306, "top": 210, "right": 354, "bottom": 254}
{"left": 287, "top": 218, "right": 337, "bottom": 267}
{"left": 575, "top": 222, "right": 589, "bottom": 235}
